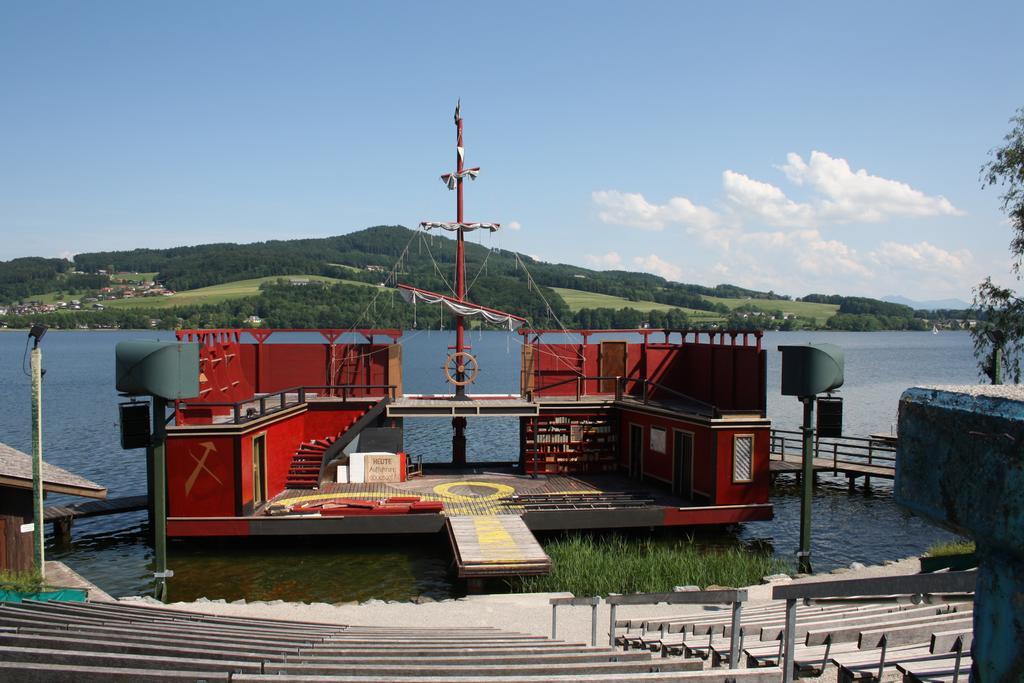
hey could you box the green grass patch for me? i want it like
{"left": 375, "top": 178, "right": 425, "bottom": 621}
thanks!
{"left": 701, "top": 295, "right": 839, "bottom": 325}
{"left": 552, "top": 288, "right": 722, "bottom": 319}
{"left": 104, "top": 275, "right": 373, "bottom": 309}
{"left": 925, "top": 539, "right": 975, "bottom": 557}
{"left": 509, "top": 534, "right": 789, "bottom": 596}
{"left": 327, "top": 263, "right": 362, "bottom": 273}
{"left": 0, "top": 569, "right": 44, "bottom": 593}
{"left": 113, "top": 272, "right": 158, "bottom": 283}
{"left": 22, "top": 291, "right": 69, "bottom": 305}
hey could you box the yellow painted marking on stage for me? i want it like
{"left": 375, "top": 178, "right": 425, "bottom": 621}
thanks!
{"left": 473, "top": 517, "right": 522, "bottom": 561}
{"left": 432, "top": 481, "right": 515, "bottom": 503}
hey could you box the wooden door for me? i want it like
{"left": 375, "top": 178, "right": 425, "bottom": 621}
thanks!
{"left": 673, "top": 431, "right": 694, "bottom": 500}
{"left": 599, "top": 341, "right": 627, "bottom": 393}
{"left": 252, "top": 434, "right": 266, "bottom": 506}
{"left": 629, "top": 424, "right": 643, "bottom": 479}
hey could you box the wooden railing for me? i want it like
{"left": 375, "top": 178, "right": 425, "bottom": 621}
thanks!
{"left": 770, "top": 429, "right": 897, "bottom": 471}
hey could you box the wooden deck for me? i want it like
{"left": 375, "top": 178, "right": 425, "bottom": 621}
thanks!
{"left": 769, "top": 453, "right": 895, "bottom": 480}
{"left": 387, "top": 397, "right": 539, "bottom": 417}
{"left": 44, "top": 495, "right": 149, "bottom": 541}
{"left": 446, "top": 515, "right": 551, "bottom": 579}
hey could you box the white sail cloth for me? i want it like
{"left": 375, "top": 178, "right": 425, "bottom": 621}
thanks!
{"left": 441, "top": 167, "right": 480, "bottom": 189}
{"left": 399, "top": 287, "right": 525, "bottom": 330}
{"left": 419, "top": 221, "right": 501, "bottom": 233}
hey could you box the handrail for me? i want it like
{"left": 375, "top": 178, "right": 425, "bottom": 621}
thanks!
{"left": 606, "top": 589, "right": 748, "bottom": 668}
{"left": 316, "top": 398, "right": 391, "bottom": 484}
{"left": 773, "top": 571, "right": 976, "bottom": 683}
{"left": 178, "top": 384, "right": 397, "bottom": 425}
{"left": 770, "top": 428, "right": 897, "bottom": 471}
{"left": 549, "top": 596, "right": 600, "bottom": 645}
{"left": 528, "top": 374, "right": 723, "bottom": 418}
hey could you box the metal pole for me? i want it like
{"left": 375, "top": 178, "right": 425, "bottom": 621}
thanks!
{"left": 728, "top": 601, "right": 742, "bottom": 668}
{"left": 30, "top": 343, "right": 45, "bottom": 577}
{"left": 799, "top": 396, "right": 814, "bottom": 574}
{"left": 608, "top": 603, "right": 617, "bottom": 646}
{"left": 992, "top": 346, "right": 1003, "bottom": 385}
{"left": 782, "top": 598, "right": 797, "bottom": 683}
{"left": 591, "top": 601, "right": 598, "bottom": 646}
{"left": 551, "top": 604, "right": 558, "bottom": 639}
{"left": 152, "top": 396, "right": 170, "bottom": 601}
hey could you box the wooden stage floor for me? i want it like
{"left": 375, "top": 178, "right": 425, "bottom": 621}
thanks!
{"left": 269, "top": 472, "right": 687, "bottom": 517}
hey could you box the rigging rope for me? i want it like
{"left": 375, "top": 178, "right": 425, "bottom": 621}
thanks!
{"left": 419, "top": 231, "right": 457, "bottom": 296}
{"left": 465, "top": 244, "right": 495, "bottom": 297}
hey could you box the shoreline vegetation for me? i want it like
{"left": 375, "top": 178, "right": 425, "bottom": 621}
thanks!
{"left": 1, "top": 226, "right": 974, "bottom": 332}
{"left": 508, "top": 534, "right": 791, "bottom": 596}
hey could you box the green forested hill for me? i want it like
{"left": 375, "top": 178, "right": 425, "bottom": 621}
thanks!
{"left": 0, "top": 226, "right": 959, "bottom": 330}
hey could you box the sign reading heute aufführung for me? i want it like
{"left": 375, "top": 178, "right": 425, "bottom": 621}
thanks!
{"left": 364, "top": 454, "right": 402, "bottom": 483}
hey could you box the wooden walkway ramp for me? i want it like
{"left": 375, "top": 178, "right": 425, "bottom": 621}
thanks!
{"left": 446, "top": 515, "right": 551, "bottom": 580}
{"left": 44, "top": 495, "right": 149, "bottom": 541}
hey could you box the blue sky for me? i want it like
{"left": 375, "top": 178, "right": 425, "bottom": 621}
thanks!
{"left": 2, "top": 2, "right": 1022, "bottom": 301}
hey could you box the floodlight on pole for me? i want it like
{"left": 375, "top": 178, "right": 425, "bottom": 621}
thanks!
{"left": 29, "top": 324, "right": 48, "bottom": 576}
{"left": 778, "top": 343, "right": 844, "bottom": 575}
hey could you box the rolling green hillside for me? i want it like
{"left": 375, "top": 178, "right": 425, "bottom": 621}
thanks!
{"left": 1, "top": 225, "right": 955, "bottom": 331}
{"left": 553, "top": 287, "right": 723, "bottom": 320}
{"left": 702, "top": 295, "right": 839, "bottom": 325}
{"left": 104, "top": 275, "right": 367, "bottom": 309}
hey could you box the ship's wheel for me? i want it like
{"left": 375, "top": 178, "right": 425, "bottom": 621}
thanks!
{"left": 444, "top": 351, "right": 479, "bottom": 386}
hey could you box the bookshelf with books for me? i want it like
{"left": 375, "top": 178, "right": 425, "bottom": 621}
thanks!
{"left": 522, "top": 412, "right": 619, "bottom": 475}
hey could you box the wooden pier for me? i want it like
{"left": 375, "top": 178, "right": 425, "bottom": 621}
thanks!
{"left": 769, "top": 429, "right": 896, "bottom": 490}
{"left": 446, "top": 515, "right": 551, "bottom": 586}
{"left": 44, "top": 495, "right": 149, "bottom": 542}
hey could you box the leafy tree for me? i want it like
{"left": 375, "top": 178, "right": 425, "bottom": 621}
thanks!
{"left": 972, "top": 107, "right": 1024, "bottom": 382}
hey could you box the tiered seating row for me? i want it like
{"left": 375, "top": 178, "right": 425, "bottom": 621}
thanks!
{"left": 612, "top": 572, "right": 976, "bottom": 682}
{"left": 0, "top": 599, "right": 780, "bottom": 682}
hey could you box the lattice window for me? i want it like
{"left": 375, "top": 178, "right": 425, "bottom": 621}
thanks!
{"left": 733, "top": 435, "right": 754, "bottom": 483}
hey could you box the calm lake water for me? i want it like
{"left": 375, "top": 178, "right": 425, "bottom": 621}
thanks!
{"left": 0, "top": 329, "right": 974, "bottom": 600}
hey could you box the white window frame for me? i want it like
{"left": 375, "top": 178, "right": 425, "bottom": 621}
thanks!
{"left": 732, "top": 433, "right": 755, "bottom": 484}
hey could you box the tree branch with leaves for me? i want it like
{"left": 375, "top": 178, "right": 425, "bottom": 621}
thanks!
{"left": 972, "top": 107, "right": 1024, "bottom": 383}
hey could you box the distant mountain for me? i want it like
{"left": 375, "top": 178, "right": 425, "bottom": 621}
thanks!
{"left": 881, "top": 295, "right": 971, "bottom": 311}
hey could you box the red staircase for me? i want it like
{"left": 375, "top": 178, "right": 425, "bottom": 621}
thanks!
{"left": 285, "top": 436, "right": 337, "bottom": 490}
{"left": 284, "top": 410, "right": 371, "bottom": 490}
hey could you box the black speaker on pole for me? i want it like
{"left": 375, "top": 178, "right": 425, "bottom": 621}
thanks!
{"left": 119, "top": 402, "right": 152, "bottom": 449}
{"left": 816, "top": 396, "right": 843, "bottom": 438}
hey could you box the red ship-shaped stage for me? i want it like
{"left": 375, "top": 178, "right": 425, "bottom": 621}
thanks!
{"left": 157, "top": 106, "right": 773, "bottom": 581}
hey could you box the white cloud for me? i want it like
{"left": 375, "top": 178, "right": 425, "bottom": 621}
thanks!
{"left": 506, "top": 220, "right": 521, "bottom": 231}
{"left": 584, "top": 251, "right": 623, "bottom": 269}
{"left": 592, "top": 190, "right": 719, "bottom": 232}
{"left": 779, "top": 151, "right": 964, "bottom": 222}
{"left": 633, "top": 254, "right": 682, "bottom": 280}
{"left": 740, "top": 229, "right": 873, "bottom": 277}
{"left": 869, "top": 240, "right": 972, "bottom": 274}
{"left": 595, "top": 151, "right": 963, "bottom": 235}
{"left": 722, "top": 171, "right": 816, "bottom": 228}
{"left": 587, "top": 152, "right": 974, "bottom": 298}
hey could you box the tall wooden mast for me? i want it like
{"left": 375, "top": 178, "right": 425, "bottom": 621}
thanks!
{"left": 454, "top": 101, "right": 468, "bottom": 400}
{"left": 407, "top": 102, "right": 520, "bottom": 466}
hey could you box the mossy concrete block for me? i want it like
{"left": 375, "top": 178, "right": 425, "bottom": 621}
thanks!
{"left": 896, "top": 385, "right": 1024, "bottom": 552}
{"left": 898, "top": 384, "right": 1024, "bottom": 683}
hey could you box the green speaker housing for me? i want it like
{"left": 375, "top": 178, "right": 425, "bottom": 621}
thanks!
{"left": 778, "top": 343, "right": 845, "bottom": 397}
{"left": 115, "top": 341, "right": 201, "bottom": 400}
